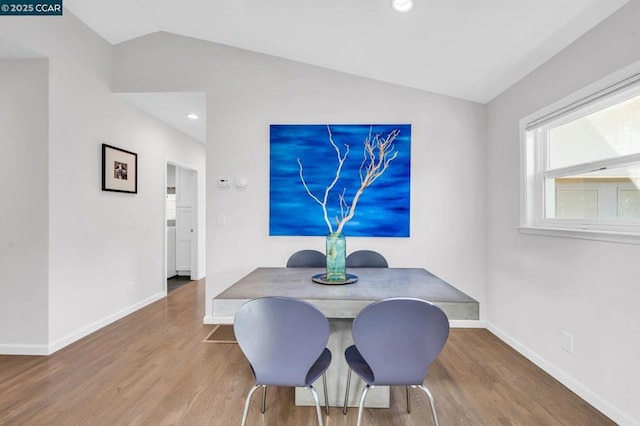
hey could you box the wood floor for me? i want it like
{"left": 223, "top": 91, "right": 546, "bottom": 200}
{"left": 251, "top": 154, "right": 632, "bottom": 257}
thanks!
{"left": 0, "top": 280, "right": 613, "bottom": 425}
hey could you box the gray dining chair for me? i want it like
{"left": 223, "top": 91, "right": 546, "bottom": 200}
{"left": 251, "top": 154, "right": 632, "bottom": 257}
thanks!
{"left": 234, "top": 296, "right": 332, "bottom": 426}
{"left": 286, "top": 249, "right": 326, "bottom": 267}
{"left": 345, "top": 250, "right": 388, "bottom": 268}
{"left": 342, "top": 298, "right": 449, "bottom": 426}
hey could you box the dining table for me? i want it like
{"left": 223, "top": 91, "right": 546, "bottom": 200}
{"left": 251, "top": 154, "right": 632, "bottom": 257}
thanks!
{"left": 211, "top": 267, "right": 479, "bottom": 408}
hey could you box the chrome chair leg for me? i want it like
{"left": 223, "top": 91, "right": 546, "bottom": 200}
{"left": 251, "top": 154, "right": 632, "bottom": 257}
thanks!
{"left": 356, "top": 384, "right": 372, "bottom": 426}
{"left": 241, "top": 384, "right": 262, "bottom": 426}
{"left": 307, "top": 385, "right": 324, "bottom": 426}
{"left": 343, "top": 368, "right": 352, "bottom": 414}
{"left": 322, "top": 372, "right": 330, "bottom": 414}
{"left": 417, "top": 384, "right": 439, "bottom": 426}
{"left": 406, "top": 385, "right": 411, "bottom": 413}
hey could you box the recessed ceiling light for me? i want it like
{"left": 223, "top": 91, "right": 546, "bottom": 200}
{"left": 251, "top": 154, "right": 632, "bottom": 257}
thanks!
{"left": 187, "top": 113, "right": 199, "bottom": 120}
{"left": 391, "top": 0, "right": 414, "bottom": 13}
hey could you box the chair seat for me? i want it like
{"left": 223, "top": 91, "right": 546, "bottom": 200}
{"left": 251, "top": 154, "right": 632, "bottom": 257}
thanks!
{"left": 306, "top": 348, "right": 332, "bottom": 386}
{"left": 251, "top": 345, "right": 332, "bottom": 388}
{"left": 344, "top": 345, "right": 374, "bottom": 384}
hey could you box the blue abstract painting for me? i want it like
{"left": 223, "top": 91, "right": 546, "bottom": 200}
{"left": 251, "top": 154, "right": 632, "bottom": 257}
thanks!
{"left": 269, "top": 124, "right": 411, "bottom": 237}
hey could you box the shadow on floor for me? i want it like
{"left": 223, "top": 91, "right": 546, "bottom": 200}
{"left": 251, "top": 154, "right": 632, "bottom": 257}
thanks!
{"left": 168, "top": 275, "right": 192, "bottom": 293}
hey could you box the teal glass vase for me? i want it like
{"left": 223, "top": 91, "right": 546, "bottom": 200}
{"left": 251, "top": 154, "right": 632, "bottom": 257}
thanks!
{"left": 326, "top": 232, "right": 346, "bottom": 282}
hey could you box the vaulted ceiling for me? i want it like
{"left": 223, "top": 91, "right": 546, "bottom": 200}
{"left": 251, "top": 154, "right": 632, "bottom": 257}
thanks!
{"left": 2, "top": 1, "right": 629, "bottom": 144}
{"left": 65, "top": 0, "right": 628, "bottom": 103}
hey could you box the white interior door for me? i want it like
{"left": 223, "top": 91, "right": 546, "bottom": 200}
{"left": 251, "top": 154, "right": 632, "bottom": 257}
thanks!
{"left": 175, "top": 208, "right": 192, "bottom": 272}
{"left": 175, "top": 167, "right": 196, "bottom": 276}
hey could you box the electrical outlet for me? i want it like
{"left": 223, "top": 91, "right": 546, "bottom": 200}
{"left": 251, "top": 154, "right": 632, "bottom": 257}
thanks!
{"left": 562, "top": 331, "right": 574, "bottom": 353}
{"left": 217, "top": 213, "right": 226, "bottom": 225}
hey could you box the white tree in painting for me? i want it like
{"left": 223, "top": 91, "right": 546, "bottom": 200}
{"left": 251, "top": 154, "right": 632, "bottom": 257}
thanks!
{"left": 297, "top": 125, "right": 400, "bottom": 234}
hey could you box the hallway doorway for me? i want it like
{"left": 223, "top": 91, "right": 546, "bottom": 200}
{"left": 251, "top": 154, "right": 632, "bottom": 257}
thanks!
{"left": 166, "top": 162, "right": 199, "bottom": 292}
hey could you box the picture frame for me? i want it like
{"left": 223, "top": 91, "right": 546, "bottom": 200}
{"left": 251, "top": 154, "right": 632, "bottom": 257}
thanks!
{"left": 101, "top": 143, "right": 138, "bottom": 194}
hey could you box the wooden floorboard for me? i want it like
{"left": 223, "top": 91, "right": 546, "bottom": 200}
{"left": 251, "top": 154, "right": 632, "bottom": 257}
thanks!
{"left": 0, "top": 280, "right": 613, "bottom": 425}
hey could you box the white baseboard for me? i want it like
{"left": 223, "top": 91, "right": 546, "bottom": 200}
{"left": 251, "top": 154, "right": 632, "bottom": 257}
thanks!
{"left": 0, "top": 343, "right": 49, "bottom": 356}
{"left": 486, "top": 322, "right": 637, "bottom": 426}
{"left": 48, "top": 292, "right": 166, "bottom": 355}
{"left": 450, "top": 319, "right": 486, "bottom": 328}
{"left": 203, "top": 315, "right": 233, "bottom": 324}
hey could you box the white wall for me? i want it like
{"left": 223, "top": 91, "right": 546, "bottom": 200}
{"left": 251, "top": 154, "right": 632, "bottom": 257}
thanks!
{"left": 0, "top": 13, "right": 206, "bottom": 354}
{"left": 487, "top": 1, "right": 640, "bottom": 424}
{"left": 112, "top": 32, "right": 488, "bottom": 322}
{"left": 0, "top": 59, "right": 49, "bottom": 353}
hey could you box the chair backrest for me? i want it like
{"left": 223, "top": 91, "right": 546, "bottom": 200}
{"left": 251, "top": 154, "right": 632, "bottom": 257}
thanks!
{"left": 286, "top": 250, "right": 326, "bottom": 267}
{"left": 352, "top": 298, "right": 449, "bottom": 386}
{"left": 234, "top": 297, "right": 329, "bottom": 387}
{"left": 346, "top": 250, "right": 388, "bottom": 268}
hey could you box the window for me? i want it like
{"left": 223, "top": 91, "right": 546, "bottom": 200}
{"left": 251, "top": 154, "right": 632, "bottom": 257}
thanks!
{"left": 521, "top": 72, "right": 640, "bottom": 242}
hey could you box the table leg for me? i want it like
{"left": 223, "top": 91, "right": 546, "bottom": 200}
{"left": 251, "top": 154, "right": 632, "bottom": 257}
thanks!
{"left": 295, "top": 318, "right": 389, "bottom": 407}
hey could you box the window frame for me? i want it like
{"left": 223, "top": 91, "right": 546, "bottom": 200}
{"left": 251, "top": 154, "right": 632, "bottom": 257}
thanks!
{"left": 520, "top": 65, "right": 640, "bottom": 245}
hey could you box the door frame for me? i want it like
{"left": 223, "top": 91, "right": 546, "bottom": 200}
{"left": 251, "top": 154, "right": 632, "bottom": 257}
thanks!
{"left": 164, "top": 160, "right": 201, "bottom": 292}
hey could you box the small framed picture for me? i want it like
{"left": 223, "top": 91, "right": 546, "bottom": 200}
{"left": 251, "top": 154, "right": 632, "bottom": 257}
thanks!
{"left": 102, "top": 143, "right": 138, "bottom": 194}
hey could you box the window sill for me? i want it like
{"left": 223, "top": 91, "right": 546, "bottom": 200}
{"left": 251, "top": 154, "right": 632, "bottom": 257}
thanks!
{"left": 517, "top": 226, "right": 640, "bottom": 245}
